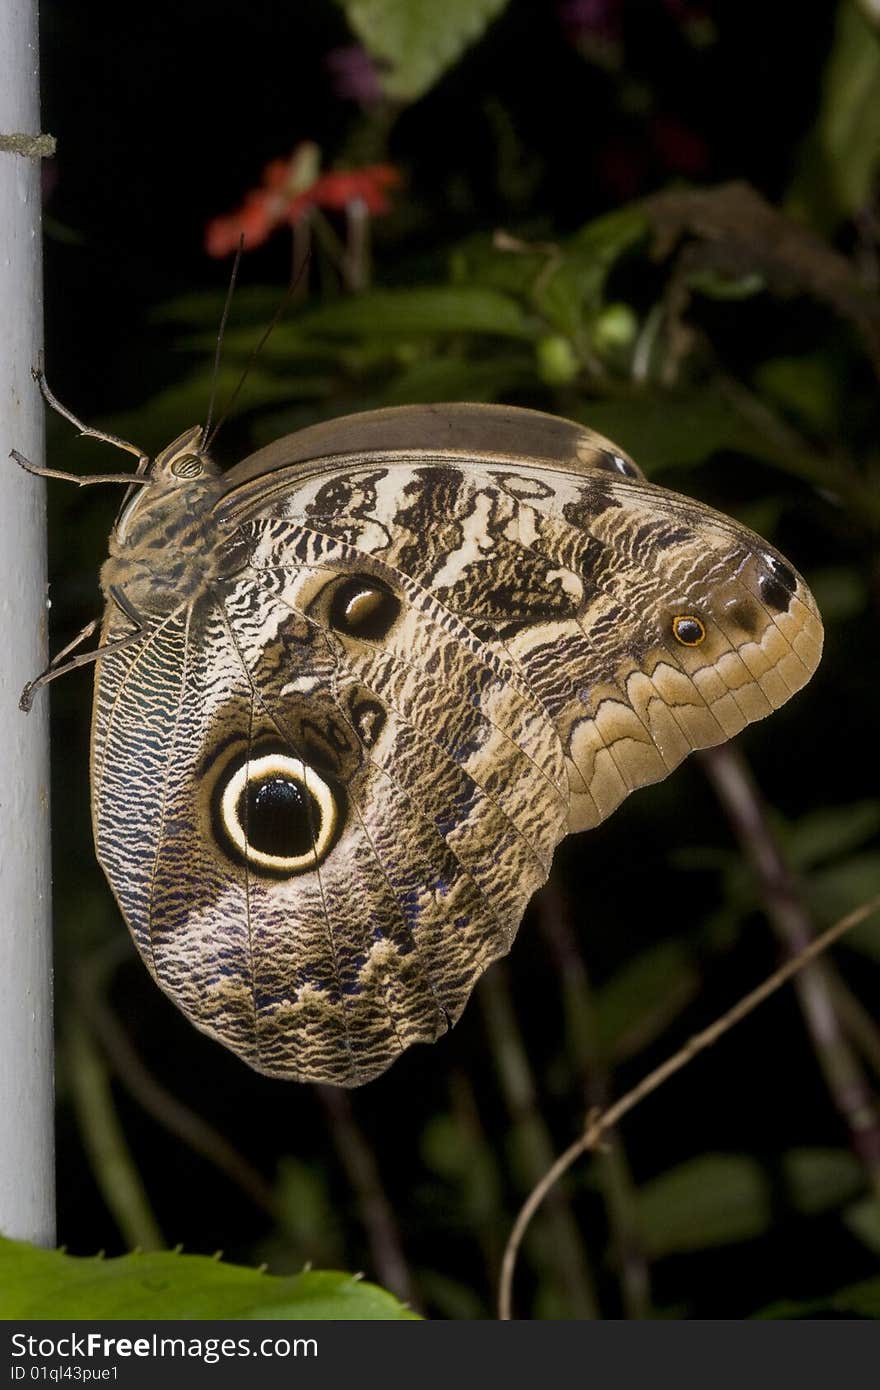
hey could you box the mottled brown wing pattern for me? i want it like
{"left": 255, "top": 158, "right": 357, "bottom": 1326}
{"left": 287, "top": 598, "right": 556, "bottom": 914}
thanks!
{"left": 92, "top": 523, "right": 568, "bottom": 1084}
{"left": 258, "top": 452, "right": 822, "bottom": 834}
{"left": 89, "top": 404, "right": 823, "bottom": 1085}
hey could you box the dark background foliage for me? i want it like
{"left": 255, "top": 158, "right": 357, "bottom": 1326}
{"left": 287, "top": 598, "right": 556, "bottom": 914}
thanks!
{"left": 36, "top": 0, "right": 880, "bottom": 1318}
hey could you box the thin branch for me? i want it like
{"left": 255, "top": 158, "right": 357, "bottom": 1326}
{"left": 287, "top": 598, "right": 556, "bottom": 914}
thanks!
{"left": 498, "top": 893, "right": 880, "bottom": 1320}
{"left": 315, "top": 1084, "right": 421, "bottom": 1313}
{"left": 700, "top": 744, "right": 880, "bottom": 1191}
{"left": 480, "top": 962, "right": 600, "bottom": 1319}
{"left": 535, "top": 877, "right": 653, "bottom": 1318}
{"left": 829, "top": 975, "right": 880, "bottom": 1082}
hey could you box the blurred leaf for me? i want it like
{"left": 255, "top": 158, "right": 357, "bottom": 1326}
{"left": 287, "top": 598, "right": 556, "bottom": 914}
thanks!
{"left": 0, "top": 1237, "right": 417, "bottom": 1319}
{"left": 758, "top": 1276, "right": 880, "bottom": 1319}
{"left": 339, "top": 0, "right": 512, "bottom": 101}
{"left": 291, "top": 286, "right": 535, "bottom": 340}
{"left": 101, "top": 368, "right": 335, "bottom": 457}
{"left": 755, "top": 355, "right": 839, "bottom": 434}
{"left": 567, "top": 207, "right": 648, "bottom": 281}
{"left": 453, "top": 210, "right": 646, "bottom": 339}
{"left": 638, "top": 1149, "right": 863, "bottom": 1260}
{"left": 808, "top": 567, "right": 869, "bottom": 623}
{"left": 806, "top": 854, "right": 880, "bottom": 938}
{"left": 416, "top": 1270, "right": 486, "bottom": 1320}
{"left": 788, "top": 0, "right": 880, "bottom": 231}
{"left": 379, "top": 353, "right": 530, "bottom": 403}
{"left": 595, "top": 940, "right": 698, "bottom": 1054}
{"left": 637, "top": 1154, "right": 772, "bottom": 1256}
{"left": 155, "top": 287, "right": 282, "bottom": 328}
{"left": 421, "top": 1113, "right": 467, "bottom": 1180}
{"left": 420, "top": 1103, "right": 503, "bottom": 1237}
{"left": 574, "top": 387, "right": 788, "bottom": 474}
{"left": 272, "top": 1158, "right": 344, "bottom": 1265}
{"left": 685, "top": 268, "right": 766, "bottom": 300}
{"left": 782, "top": 1147, "right": 864, "bottom": 1215}
{"left": 843, "top": 1195, "right": 880, "bottom": 1254}
{"left": 784, "top": 802, "right": 880, "bottom": 871}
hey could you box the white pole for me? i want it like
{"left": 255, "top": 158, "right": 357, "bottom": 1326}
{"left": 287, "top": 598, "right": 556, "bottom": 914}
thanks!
{"left": 0, "top": 0, "right": 55, "bottom": 1244}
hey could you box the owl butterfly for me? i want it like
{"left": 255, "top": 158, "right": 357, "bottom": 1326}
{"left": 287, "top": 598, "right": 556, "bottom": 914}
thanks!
{"left": 26, "top": 397, "right": 822, "bottom": 1086}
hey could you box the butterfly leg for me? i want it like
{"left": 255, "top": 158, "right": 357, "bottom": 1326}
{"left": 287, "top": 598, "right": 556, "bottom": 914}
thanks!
{"left": 10, "top": 447, "right": 152, "bottom": 489}
{"left": 20, "top": 587, "right": 147, "bottom": 713}
{"left": 31, "top": 358, "right": 150, "bottom": 469}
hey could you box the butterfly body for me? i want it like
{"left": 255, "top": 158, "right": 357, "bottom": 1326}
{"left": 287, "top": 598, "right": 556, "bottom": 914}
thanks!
{"left": 87, "top": 403, "right": 823, "bottom": 1085}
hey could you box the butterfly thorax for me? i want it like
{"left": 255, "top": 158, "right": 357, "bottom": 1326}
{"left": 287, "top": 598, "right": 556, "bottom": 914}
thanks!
{"left": 100, "top": 427, "right": 230, "bottom": 616}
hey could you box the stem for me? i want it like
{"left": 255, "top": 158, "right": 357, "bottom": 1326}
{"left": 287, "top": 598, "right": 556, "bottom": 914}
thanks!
{"left": 535, "top": 878, "right": 653, "bottom": 1318}
{"left": 479, "top": 963, "right": 600, "bottom": 1319}
{"left": 498, "top": 892, "right": 880, "bottom": 1319}
{"left": 315, "top": 1085, "right": 421, "bottom": 1313}
{"left": 700, "top": 745, "right": 880, "bottom": 1192}
{"left": 343, "top": 198, "right": 371, "bottom": 291}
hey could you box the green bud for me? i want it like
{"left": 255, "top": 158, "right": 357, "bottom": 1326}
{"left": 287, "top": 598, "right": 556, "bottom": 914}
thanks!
{"left": 536, "top": 334, "right": 579, "bottom": 386}
{"left": 592, "top": 302, "right": 638, "bottom": 356}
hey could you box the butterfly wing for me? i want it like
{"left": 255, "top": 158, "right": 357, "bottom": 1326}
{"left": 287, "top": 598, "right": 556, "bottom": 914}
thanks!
{"left": 92, "top": 405, "right": 822, "bottom": 1085}
{"left": 221, "top": 403, "right": 822, "bottom": 837}
{"left": 91, "top": 509, "right": 568, "bottom": 1085}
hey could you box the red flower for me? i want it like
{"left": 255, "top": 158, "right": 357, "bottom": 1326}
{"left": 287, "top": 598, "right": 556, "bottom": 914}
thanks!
{"left": 290, "top": 166, "right": 401, "bottom": 218}
{"left": 205, "top": 144, "right": 402, "bottom": 258}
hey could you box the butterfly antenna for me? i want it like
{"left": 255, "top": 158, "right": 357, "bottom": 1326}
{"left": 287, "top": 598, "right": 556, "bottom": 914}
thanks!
{"left": 202, "top": 237, "right": 244, "bottom": 450}
{"left": 205, "top": 247, "right": 312, "bottom": 453}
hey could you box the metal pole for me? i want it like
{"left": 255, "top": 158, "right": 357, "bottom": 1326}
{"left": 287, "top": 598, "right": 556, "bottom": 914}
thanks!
{"left": 0, "top": 0, "right": 55, "bottom": 1245}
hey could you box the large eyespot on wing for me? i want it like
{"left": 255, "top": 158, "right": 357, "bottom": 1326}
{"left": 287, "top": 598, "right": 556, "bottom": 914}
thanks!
{"left": 209, "top": 535, "right": 570, "bottom": 1075}
{"left": 211, "top": 744, "right": 344, "bottom": 877}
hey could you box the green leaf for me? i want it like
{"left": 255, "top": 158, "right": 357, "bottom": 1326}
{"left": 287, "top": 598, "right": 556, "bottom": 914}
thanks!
{"left": 788, "top": 0, "right": 880, "bottom": 231}
{"left": 379, "top": 353, "right": 530, "bottom": 403}
{"left": 757, "top": 1276, "right": 880, "bottom": 1319}
{"left": 0, "top": 1237, "right": 418, "bottom": 1320}
{"left": 685, "top": 268, "right": 766, "bottom": 301}
{"left": 784, "top": 802, "right": 880, "bottom": 871}
{"left": 595, "top": 940, "right": 699, "bottom": 1055}
{"left": 754, "top": 355, "right": 839, "bottom": 435}
{"left": 566, "top": 206, "right": 649, "bottom": 283}
{"left": 805, "top": 854, "right": 880, "bottom": 941}
{"left": 808, "top": 567, "right": 869, "bottom": 623}
{"left": 451, "top": 209, "right": 646, "bottom": 338}
{"left": 781, "top": 1147, "right": 864, "bottom": 1216}
{"left": 572, "top": 389, "right": 778, "bottom": 475}
{"left": 637, "top": 1155, "right": 772, "bottom": 1256}
{"left": 339, "top": 0, "right": 512, "bottom": 101}
{"left": 637, "top": 1149, "right": 866, "bottom": 1261}
{"left": 844, "top": 1195, "right": 880, "bottom": 1255}
{"left": 292, "top": 286, "right": 535, "bottom": 341}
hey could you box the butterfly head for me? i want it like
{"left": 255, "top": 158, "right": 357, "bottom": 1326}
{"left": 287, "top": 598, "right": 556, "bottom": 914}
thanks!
{"left": 114, "top": 426, "right": 223, "bottom": 547}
